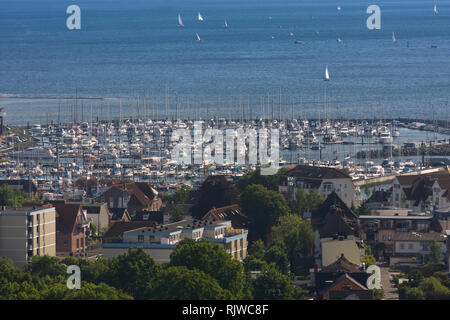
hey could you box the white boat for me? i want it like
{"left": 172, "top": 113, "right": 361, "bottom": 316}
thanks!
{"left": 337, "top": 6, "right": 342, "bottom": 11}
{"left": 379, "top": 132, "right": 393, "bottom": 144}
{"left": 392, "top": 32, "right": 397, "bottom": 43}
{"left": 336, "top": 37, "right": 342, "bottom": 43}
{"left": 392, "top": 129, "right": 400, "bottom": 137}
{"left": 224, "top": 19, "right": 228, "bottom": 28}
{"left": 198, "top": 12, "right": 204, "bottom": 21}
{"left": 434, "top": 5, "right": 438, "bottom": 15}
{"left": 196, "top": 33, "right": 201, "bottom": 42}
{"left": 178, "top": 14, "right": 184, "bottom": 27}
{"left": 324, "top": 66, "right": 330, "bottom": 81}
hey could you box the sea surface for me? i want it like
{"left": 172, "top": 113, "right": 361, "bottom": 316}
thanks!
{"left": 1, "top": 0, "right": 450, "bottom": 125}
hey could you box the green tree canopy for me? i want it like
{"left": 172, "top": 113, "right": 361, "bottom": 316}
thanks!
{"left": 165, "top": 185, "right": 192, "bottom": 205}
{"left": 107, "top": 248, "right": 160, "bottom": 299}
{"left": 190, "top": 176, "right": 240, "bottom": 219}
{"left": 0, "top": 184, "right": 26, "bottom": 207}
{"left": 271, "top": 214, "right": 315, "bottom": 270}
{"left": 170, "top": 239, "right": 245, "bottom": 298}
{"left": 147, "top": 266, "right": 233, "bottom": 300}
{"left": 239, "top": 184, "right": 290, "bottom": 242}
{"left": 251, "top": 264, "right": 306, "bottom": 300}
{"left": 238, "top": 167, "right": 290, "bottom": 192}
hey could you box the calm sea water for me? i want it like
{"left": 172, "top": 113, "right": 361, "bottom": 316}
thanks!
{"left": 1, "top": 0, "right": 450, "bottom": 124}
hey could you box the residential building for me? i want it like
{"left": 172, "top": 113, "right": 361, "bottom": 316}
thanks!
{"left": 311, "top": 192, "right": 362, "bottom": 268}
{"left": 110, "top": 208, "right": 131, "bottom": 222}
{"left": 278, "top": 165, "right": 359, "bottom": 208}
{"left": 53, "top": 203, "right": 89, "bottom": 256}
{"left": 391, "top": 173, "right": 450, "bottom": 212}
{"left": 359, "top": 214, "right": 446, "bottom": 263}
{"left": 98, "top": 182, "right": 162, "bottom": 214}
{"left": 102, "top": 219, "right": 248, "bottom": 263}
{"left": 0, "top": 205, "right": 56, "bottom": 267}
{"left": 314, "top": 254, "right": 371, "bottom": 300}
{"left": 202, "top": 204, "right": 249, "bottom": 229}
{"left": 79, "top": 202, "right": 111, "bottom": 232}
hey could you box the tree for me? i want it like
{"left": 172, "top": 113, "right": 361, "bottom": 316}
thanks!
{"left": 271, "top": 214, "right": 315, "bottom": 271}
{"left": 362, "top": 245, "right": 377, "bottom": 266}
{"left": 239, "top": 184, "right": 290, "bottom": 242}
{"left": 264, "top": 242, "right": 290, "bottom": 274}
{"left": 429, "top": 240, "right": 442, "bottom": 264}
{"left": 293, "top": 189, "right": 308, "bottom": 215}
{"left": 238, "top": 167, "right": 290, "bottom": 192}
{"left": 170, "top": 239, "right": 245, "bottom": 298}
{"left": 24, "top": 255, "right": 66, "bottom": 278}
{"left": 402, "top": 287, "right": 425, "bottom": 300}
{"left": 190, "top": 176, "right": 239, "bottom": 219}
{"left": 251, "top": 264, "right": 306, "bottom": 300}
{"left": 147, "top": 266, "right": 233, "bottom": 300}
{"left": 170, "top": 204, "right": 185, "bottom": 223}
{"left": 107, "top": 248, "right": 160, "bottom": 299}
{"left": 165, "top": 185, "right": 191, "bottom": 205}
{"left": 419, "top": 276, "right": 450, "bottom": 299}
{"left": 306, "top": 189, "right": 325, "bottom": 212}
{"left": 0, "top": 184, "right": 26, "bottom": 207}
{"left": 243, "top": 240, "right": 267, "bottom": 272}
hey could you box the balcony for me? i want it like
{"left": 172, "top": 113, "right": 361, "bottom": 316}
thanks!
{"left": 27, "top": 233, "right": 33, "bottom": 239}
{"left": 27, "top": 245, "right": 33, "bottom": 251}
{"left": 27, "top": 221, "right": 33, "bottom": 228}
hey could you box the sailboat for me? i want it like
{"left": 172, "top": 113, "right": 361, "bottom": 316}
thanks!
{"left": 196, "top": 33, "right": 201, "bottom": 42}
{"left": 224, "top": 19, "right": 228, "bottom": 28}
{"left": 434, "top": 4, "right": 438, "bottom": 15}
{"left": 337, "top": 6, "right": 342, "bottom": 11}
{"left": 336, "top": 37, "right": 342, "bottom": 43}
{"left": 392, "top": 32, "right": 397, "bottom": 43}
{"left": 324, "top": 66, "right": 330, "bottom": 81}
{"left": 178, "top": 14, "right": 184, "bottom": 27}
{"left": 198, "top": 12, "right": 204, "bottom": 21}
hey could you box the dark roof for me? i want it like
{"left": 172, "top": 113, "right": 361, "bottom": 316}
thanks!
{"left": 81, "top": 203, "right": 106, "bottom": 214}
{"left": 133, "top": 210, "right": 164, "bottom": 223}
{"left": 103, "top": 221, "right": 159, "bottom": 239}
{"left": 284, "top": 165, "right": 351, "bottom": 180}
{"left": 322, "top": 254, "right": 361, "bottom": 273}
{"left": 312, "top": 192, "right": 359, "bottom": 238}
{"left": 109, "top": 208, "right": 130, "bottom": 221}
{"left": 53, "top": 203, "right": 84, "bottom": 234}
{"left": 366, "top": 188, "right": 392, "bottom": 204}
{"left": 203, "top": 204, "right": 249, "bottom": 229}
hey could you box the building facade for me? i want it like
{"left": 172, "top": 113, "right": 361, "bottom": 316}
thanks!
{"left": 0, "top": 205, "right": 56, "bottom": 267}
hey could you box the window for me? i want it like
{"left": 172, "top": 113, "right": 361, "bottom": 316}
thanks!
{"left": 138, "top": 235, "right": 144, "bottom": 243}
{"left": 81, "top": 238, "right": 84, "bottom": 248}
{"left": 399, "top": 243, "right": 405, "bottom": 250}
{"left": 408, "top": 243, "right": 413, "bottom": 250}
{"left": 64, "top": 240, "right": 68, "bottom": 247}
{"left": 76, "top": 239, "right": 79, "bottom": 249}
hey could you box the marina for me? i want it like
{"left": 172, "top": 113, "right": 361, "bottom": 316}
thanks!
{"left": 1, "top": 116, "right": 449, "bottom": 201}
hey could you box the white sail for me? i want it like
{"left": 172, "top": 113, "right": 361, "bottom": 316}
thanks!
{"left": 224, "top": 19, "right": 228, "bottom": 27}
{"left": 392, "top": 32, "right": 397, "bottom": 43}
{"left": 324, "top": 66, "right": 330, "bottom": 81}
{"left": 337, "top": 6, "right": 342, "bottom": 11}
{"left": 434, "top": 5, "right": 438, "bottom": 14}
{"left": 198, "top": 12, "right": 204, "bottom": 21}
{"left": 178, "top": 14, "right": 184, "bottom": 27}
{"left": 196, "top": 33, "right": 201, "bottom": 41}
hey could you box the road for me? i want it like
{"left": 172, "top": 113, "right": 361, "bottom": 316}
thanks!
{"left": 380, "top": 266, "right": 399, "bottom": 300}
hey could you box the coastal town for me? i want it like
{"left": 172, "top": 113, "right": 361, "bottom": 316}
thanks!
{"left": 2, "top": 114, "right": 450, "bottom": 300}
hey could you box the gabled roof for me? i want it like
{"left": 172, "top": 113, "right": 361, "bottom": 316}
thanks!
{"left": 322, "top": 254, "right": 361, "bottom": 273}
{"left": 324, "top": 273, "right": 369, "bottom": 293}
{"left": 53, "top": 203, "right": 84, "bottom": 234}
{"left": 312, "top": 192, "right": 359, "bottom": 237}
{"left": 110, "top": 208, "right": 130, "bottom": 221}
{"left": 366, "top": 188, "right": 392, "bottom": 204}
{"left": 203, "top": 204, "right": 249, "bottom": 229}
{"left": 284, "top": 165, "right": 351, "bottom": 180}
